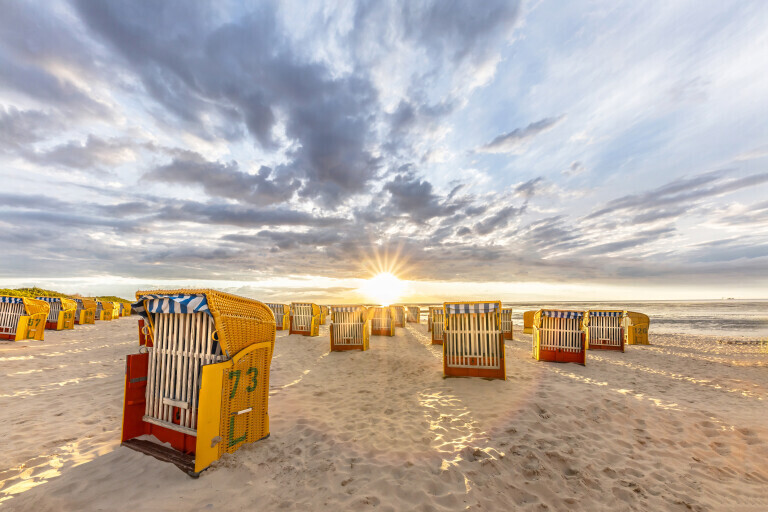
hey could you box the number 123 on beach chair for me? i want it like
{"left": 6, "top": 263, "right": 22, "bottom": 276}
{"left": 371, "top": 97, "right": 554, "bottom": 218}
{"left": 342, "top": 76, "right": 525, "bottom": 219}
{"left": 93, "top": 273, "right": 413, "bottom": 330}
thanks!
{"left": 122, "top": 289, "right": 275, "bottom": 476}
{"left": 442, "top": 301, "right": 506, "bottom": 380}
{"left": 532, "top": 310, "right": 586, "bottom": 365}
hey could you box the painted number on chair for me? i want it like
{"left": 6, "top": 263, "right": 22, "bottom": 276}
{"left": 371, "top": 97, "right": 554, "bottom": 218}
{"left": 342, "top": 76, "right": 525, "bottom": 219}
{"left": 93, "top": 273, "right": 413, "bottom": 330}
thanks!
{"left": 227, "top": 366, "right": 259, "bottom": 447}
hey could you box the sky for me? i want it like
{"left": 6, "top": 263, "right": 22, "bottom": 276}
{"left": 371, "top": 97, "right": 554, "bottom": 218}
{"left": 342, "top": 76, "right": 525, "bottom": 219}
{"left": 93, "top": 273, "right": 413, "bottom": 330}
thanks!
{"left": 1, "top": 0, "right": 768, "bottom": 303}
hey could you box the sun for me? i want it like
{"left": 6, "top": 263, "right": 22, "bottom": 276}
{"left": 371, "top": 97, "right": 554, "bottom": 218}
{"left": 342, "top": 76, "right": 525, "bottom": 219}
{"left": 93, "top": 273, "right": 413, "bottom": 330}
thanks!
{"left": 359, "top": 272, "right": 406, "bottom": 306}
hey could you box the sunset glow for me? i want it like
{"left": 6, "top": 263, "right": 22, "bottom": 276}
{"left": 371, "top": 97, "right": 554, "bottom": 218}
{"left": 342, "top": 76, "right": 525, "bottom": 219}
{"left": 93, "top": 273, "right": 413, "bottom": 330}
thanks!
{"left": 359, "top": 272, "right": 406, "bottom": 306}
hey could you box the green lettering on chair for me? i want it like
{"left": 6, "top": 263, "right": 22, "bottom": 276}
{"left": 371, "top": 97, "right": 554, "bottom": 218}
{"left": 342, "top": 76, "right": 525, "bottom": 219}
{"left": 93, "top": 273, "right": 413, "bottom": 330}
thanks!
{"left": 229, "top": 370, "right": 241, "bottom": 399}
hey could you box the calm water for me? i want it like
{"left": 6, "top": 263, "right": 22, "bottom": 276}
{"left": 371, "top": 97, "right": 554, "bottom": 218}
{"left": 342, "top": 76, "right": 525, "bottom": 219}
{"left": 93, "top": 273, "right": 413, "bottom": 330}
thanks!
{"left": 418, "top": 301, "right": 768, "bottom": 337}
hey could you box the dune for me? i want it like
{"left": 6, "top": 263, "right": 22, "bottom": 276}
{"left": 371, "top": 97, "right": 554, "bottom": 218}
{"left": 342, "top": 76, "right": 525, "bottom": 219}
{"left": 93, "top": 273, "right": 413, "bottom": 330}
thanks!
{"left": 1, "top": 319, "right": 767, "bottom": 511}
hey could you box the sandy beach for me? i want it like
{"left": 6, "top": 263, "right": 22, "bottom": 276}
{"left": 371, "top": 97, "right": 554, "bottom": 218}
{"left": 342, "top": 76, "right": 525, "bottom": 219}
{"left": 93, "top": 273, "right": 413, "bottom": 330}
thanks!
{"left": 1, "top": 318, "right": 767, "bottom": 511}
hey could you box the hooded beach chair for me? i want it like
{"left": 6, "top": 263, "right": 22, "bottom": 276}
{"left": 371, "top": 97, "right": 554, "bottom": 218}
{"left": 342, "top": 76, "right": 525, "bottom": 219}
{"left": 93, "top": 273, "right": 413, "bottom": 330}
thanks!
{"left": 71, "top": 298, "right": 96, "bottom": 325}
{"left": 624, "top": 311, "right": 650, "bottom": 345}
{"left": 392, "top": 306, "right": 406, "bottom": 327}
{"left": 406, "top": 306, "right": 420, "bottom": 323}
{"left": 532, "top": 310, "right": 586, "bottom": 365}
{"left": 92, "top": 300, "right": 113, "bottom": 321}
{"left": 266, "top": 303, "right": 290, "bottom": 331}
{"left": 443, "top": 301, "right": 506, "bottom": 379}
{"left": 122, "top": 289, "right": 275, "bottom": 476}
{"left": 36, "top": 297, "right": 77, "bottom": 330}
{"left": 523, "top": 310, "right": 535, "bottom": 334}
{"left": 585, "top": 310, "right": 625, "bottom": 351}
{"left": 289, "top": 302, "right": 321, "bottom": 336}
{"left": 0, "top": 296, "right": 49, "bottom": 341}
{"left": 500, "top": 308, "right": 514, "bottom": 340}
{"left": 330, "top": 306, "right": 371, "bottom": 351}
{"left": 430, "top": 308, "right": 444, "bottom": 344}
{"left": 320, "top": 305, "right": 329, "bottom": 325}
{"left": 370, "top": 306, "right": 395, "bottom": 336}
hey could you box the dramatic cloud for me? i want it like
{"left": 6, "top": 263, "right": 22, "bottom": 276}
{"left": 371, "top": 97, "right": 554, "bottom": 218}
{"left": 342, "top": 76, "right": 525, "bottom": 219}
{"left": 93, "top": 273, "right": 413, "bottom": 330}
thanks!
{"left": 478, "top": 116, "right": 565, "bottom": 154}
{"left": 1, "top": 1, "right": 767, "bottom": 299}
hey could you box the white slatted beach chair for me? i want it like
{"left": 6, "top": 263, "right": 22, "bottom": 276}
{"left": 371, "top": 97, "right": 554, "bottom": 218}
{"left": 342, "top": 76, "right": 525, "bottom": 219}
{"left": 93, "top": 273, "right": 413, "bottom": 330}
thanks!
{"left": 370, "top": 306, "right": 395, "bottom": 336}
{"left": 442, "top": 301, "right": 506, "bottom": 379}
{"left": 430, "top": 308, "right": 444, "bottom": 344}
{"left": 289, "top": 302, "right": 321, "bottom": 336}
{"left": 585, "top": 310, "right": 624, "bottom": 351}
{"left": 0, "top": 296, "right": 48, "bottom": 341}
{"left": 122, "top": 289, "right": 275, "bottom": 476}
{"left": 624, "top": 311, "right": 650, "bottom": 345}
{"left": 532, "top": 309, "right": 585, "bottom": 365}
{"left": 392, "top": 306, "right": 406, "bottom": 327}
{"left": 36, "top": 296, "right": 77, "bottom": 330}
{"left": 406, "top": 306, "right": 420, "bottom": 323}
{"left": 266, "top": 303, "right": 290, "bottom": 331}
{"left": 330, "top": 306, "right": 371, "bottom": 351}
{"left": 500, "top": 308, "right": 514, "bottom": 340}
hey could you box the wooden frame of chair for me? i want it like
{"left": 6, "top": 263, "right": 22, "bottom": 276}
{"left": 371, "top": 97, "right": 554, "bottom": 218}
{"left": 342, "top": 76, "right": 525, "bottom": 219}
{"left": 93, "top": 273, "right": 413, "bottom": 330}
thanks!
{"left": 289, "top": 302, "right": 321, "bottom": 336}
{"left": 122, "top": 289, "right": 275, "bottom": 476}
{"left": 500, "top": 308, "right": 514, "bottom": 340}
{"left": 585, "top": 310, "right": 624, "bottom": 351}
{"left": 442, "top": 301, "right": 505, "bottom": 379}
{"left": 532, "top": 309, "right": 586, "bottom": 365}
{"left": 431, "top": 308, "right": 444, "bottom": 344}
{"left": 330, "top": 305, "right": 370, "bottom": 351}
{"left": 370, "top": 306, "right": 395, "bottom": 336}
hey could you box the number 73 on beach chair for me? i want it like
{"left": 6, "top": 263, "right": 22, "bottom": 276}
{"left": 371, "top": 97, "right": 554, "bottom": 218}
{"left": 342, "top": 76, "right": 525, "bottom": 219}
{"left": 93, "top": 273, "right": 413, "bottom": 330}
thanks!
{"left": 121, "top": 289, "right": 275, "bottom": 476}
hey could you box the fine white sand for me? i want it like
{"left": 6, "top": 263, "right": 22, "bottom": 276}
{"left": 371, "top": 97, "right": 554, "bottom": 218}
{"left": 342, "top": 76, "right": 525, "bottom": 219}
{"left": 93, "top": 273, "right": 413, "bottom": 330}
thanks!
{"left": 1, "top": 319, "right": 767, "bottom": 511}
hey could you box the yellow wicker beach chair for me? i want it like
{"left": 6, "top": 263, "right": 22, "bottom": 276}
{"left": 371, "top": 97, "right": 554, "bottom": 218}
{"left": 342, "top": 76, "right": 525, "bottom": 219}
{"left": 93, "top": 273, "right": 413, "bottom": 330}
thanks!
{"left": 443, "top": 301, "right": 506, "bottom": 379}
{"left": 624, "top": 311, "right": 650, "bottom": 345}
{"left": 71, "top": 297, "right": 97, "bottom": 325}
{"left": 289, "top": 302, "right": 321, "bottom": 336}
{"left": 406, "top": 306, "right": 420, "bottom": 323}
{"left": 122, "top": 289, "right": 275, "bottom": 476}
{"left": 532, "top": 310, "right": 585, "bottom": 365}
{"left": 584, "top": 310, "right": 625, "bottom": 351}
{"left": 0, "top": 296, "right": 49, "bottom": 341}
{"left": 266, "top": 303, "right": 290, "bottom": 331}
{"left": 320, "top": 305, "right": 328, "bottom": 325}
{"left": 36, "top": 296, "right": 77, "bottom": 330}
{"left": 523, "top": 310, "right": 535, "bottom": 334}
{"left": 330, "top": 305, "right": 371, "bottom": 351}
{"left": 370, "top": 306, "right": 395, "bottom": 336}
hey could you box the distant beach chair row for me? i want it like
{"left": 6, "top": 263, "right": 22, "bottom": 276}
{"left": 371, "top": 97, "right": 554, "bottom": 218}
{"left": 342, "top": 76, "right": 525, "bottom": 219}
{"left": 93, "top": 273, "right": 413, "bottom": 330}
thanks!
{"left": 529, "top": 308, "right": 651, "bottom": 365}
{"left": 0, "top": 294, "right": 130, "bottom": 341}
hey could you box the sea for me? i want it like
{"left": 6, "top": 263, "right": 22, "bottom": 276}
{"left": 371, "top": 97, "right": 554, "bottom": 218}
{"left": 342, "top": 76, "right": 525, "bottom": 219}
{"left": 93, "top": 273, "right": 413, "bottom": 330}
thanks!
{"left": 418, "top": 301, "right": 768, "bottom": 337}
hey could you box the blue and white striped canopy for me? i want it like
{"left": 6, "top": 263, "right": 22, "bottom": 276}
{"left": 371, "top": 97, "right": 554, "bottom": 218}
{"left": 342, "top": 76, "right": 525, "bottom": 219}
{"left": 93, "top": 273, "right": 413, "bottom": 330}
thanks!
{"left": 445, "top": 303, "right": 499, "bottom": 314}
{"left": 36, "top": 296, "right": 62, "bottom": 304}
{"left": 132, "top": 294, "right": 211, "bottom": 320}
{"left": 542, "top": 310, "right": 583, "bottom": 319}
{"left": 432, "top": 309, "right": 444, "bottom": 316}
{"left": 0, "top": 296, "right": 24, "bottom": 304}
{"left": 589, "top": 311, "right": 623, "bottom": 317}
{"left": 72, "top": 298, "right": 83, "bottom": 305}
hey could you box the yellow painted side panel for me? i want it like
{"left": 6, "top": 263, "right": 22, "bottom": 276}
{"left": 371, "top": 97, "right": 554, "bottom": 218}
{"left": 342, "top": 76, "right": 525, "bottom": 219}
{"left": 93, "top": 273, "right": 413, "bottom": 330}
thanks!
{"left": 195, "top": 360, "right": 227, "bottom": 474}
{"left": 218, "top": 341, "right": 273, "bottom": 457}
